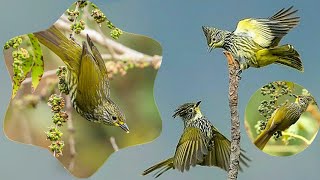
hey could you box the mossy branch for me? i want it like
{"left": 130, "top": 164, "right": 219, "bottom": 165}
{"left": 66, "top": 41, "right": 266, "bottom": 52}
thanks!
{"left": 224, "top": 51, "right": 241, "bottom": 180}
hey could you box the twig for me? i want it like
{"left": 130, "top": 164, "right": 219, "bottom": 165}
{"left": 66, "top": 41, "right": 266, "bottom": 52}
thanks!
{"left": 65, "top": 96, "right": 76, "bottom": 172}
{"left": 282, "top": 132, "right": 312, "bottom": 145}
{"left": 110, "top": 136, "right": 119, "bottom": 152}
{"left": 69, "top": 1, "right": 80, "bottom": 41}
{"left": 224, "top": 51, "right": 241, "bottom": 180}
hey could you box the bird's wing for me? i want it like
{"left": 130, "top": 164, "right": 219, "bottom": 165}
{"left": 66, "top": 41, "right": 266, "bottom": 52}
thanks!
{"left": 201, "top": 127, "right": 231, "bottom": 171}
{"left": 34, "top": 26, "right": 82, "bottom": 74}
{"left": 266, "top": 103, "right": 288, "bottom": 132}
{"left": 201, "top": 126, "right": 250, "bottom": 171}
{"left": 173, "top": 127, "right": 208, "bottom": 172}
{"left": 86, "top": 35, "right": 110, "bottom": 97}
{"left": 76, "top": 42, "right": 105, "bottom": 111}
{"left": 234, "top": 6, "right": 299, "bottom": 47}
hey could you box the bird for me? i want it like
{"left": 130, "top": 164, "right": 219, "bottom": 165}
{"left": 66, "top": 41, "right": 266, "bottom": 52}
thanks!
{"left": 202, "top": 6, "right": 303, "bottom": 72}
{"left": 254, "top": 95, "right": 314, "bottom": 150}
{"left": 34, "top": 26, "right": 129, "bottom": 133}
{"left": 142, "top": 101, "right": 250, "bottom": 178}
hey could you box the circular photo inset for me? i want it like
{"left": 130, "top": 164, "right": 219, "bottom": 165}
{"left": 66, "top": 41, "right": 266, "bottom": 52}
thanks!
{"left": 245, "top": 81, "right": 319, "bottom": 156}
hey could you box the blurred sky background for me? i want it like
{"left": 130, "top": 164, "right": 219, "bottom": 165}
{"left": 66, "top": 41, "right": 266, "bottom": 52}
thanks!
{"left": 1, "top": 0, "right": 320, "bottom": 179}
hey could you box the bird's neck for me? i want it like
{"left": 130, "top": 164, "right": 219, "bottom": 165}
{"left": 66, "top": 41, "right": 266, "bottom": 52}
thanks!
{"left": 194, "top": 111, "right": 203, "bottom": 120}
{"left": 184, "top": 115, "right": 214, "bottom": 138}
{"left": 298, "top": 102, "right": 309, "bottom": 113}
{"left": 184, "top": 113, "right": 203, "bottom": 128}
{"left": 222, "top": 31, "right": 236, "bottom": 52}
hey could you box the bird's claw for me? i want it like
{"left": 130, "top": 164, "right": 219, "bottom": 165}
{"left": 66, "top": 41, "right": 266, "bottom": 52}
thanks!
{"left": 236, "top": 69, "right": 242, "bottom": 80}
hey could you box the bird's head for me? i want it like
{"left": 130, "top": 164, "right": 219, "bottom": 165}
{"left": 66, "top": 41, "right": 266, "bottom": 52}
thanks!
{"left": 172, "top": 101, "right": 202, "bottom": 121}
{"left": 95, "top": 99, "right": 129, "bottom": 133}
{"left": 202, "top": 26, "right": 226, "bottom": 51}
{"left": 295, "top": 95, "right": 316, "bottom": 110}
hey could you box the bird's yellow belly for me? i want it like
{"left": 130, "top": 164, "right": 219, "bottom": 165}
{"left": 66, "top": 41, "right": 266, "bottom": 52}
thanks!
{"left": 237, "top": 48, "right": 278, "bottom": 68}
{"left": 252, "top": 49, "right": 279, "bottom": 68}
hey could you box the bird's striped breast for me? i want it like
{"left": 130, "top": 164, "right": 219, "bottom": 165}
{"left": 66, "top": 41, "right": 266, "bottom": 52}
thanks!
{"left": 284, "top": 102, "right": 304, "bottom": 124}
{"left": 185, "top": 116, "right": 213, "bottom": 139}
{"left": 223, "top": 33, "right": 261, "bottom": 64}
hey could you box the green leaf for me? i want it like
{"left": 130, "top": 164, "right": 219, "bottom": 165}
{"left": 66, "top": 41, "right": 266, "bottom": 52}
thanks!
{"left": 11, "top": 51, "right": 34, "bottom": 98}
{"left": 28, "top": 33, "right": 44, "bottom": 91}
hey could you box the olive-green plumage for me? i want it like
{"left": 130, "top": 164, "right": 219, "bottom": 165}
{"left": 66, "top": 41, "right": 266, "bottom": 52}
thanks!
{"left": 202, "top": 6, "right": 303, "bottom": 72}
{"left": 34, "top": 26, "right": 129, "bottom": 132}
{"left": 142, "top": 101, "right": 250, "bottom": 178}
{"left": 254, "top": 95, "right": 313, "bottom": 150}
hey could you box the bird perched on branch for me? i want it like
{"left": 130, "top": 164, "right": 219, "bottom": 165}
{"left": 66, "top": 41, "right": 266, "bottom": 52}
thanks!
{"left": 142, "top": 101, "right": 250, "bottom": 178}
{"left": 202, "top": 6, "right": 303, "bottom": 72}
{"left": 254, "top": 95, "right": 314, "bottom": 150}
{"left": 34, "top": 26, "right": 129, "bottom": 133}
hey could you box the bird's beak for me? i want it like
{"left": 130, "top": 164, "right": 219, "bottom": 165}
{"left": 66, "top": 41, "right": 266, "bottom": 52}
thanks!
{"left": 119, "top": 123, "right": 130, "bottom": 133}
{"left": 196, "top": 101, "right": 201, "bottom": 107}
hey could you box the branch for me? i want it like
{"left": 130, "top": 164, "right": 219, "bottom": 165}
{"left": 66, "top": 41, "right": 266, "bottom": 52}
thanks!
{"left": 21, "top": 69, "right": 57, "bottom": 85}
{"left": 54, "top": 14, "right": 162, "bottom": 66}
{"left": 65, "top": 96, "right": 76, "bottom": 172}
{"left": 110, "top": 136, "right": 119, "bottom": 152}
{"left": 224, "top": 51, "right": 241, "bottom": 180}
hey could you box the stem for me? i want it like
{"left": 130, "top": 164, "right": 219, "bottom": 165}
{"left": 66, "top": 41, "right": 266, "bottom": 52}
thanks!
{"left": 69, "top": 1, "right": 80, "bottom": 41}
{"left": 83, "top": 5, "right": 117, "bottom": 59}
{"left": 224, "top": 51, "right": 241, "bottom": 180}
{"left": 65, "top": 96, "right": 76, "bottom": 172}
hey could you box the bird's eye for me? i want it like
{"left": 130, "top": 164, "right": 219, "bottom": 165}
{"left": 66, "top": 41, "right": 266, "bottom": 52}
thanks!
{"left": 188, "top": 109, "right": 193, "bottom": 113}
{"left": 112, "top": 116, "right": 117, "bottom": 120}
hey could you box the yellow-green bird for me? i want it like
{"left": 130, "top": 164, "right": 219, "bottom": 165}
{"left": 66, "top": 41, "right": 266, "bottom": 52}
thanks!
{"left": 254, "top": 95, "right": 313, "bottom": 150}
{"left": 142, "top": 101, "right": 250, "bottom": 178}
{"left": 34, "top": 26, "right": 129, "bottom": 133}
{"left": 202, "top": 6, "right": 303, "bottom": 72}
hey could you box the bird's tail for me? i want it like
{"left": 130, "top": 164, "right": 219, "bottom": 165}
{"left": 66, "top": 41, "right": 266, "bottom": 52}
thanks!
{"left": 270, "top": 44, "right": 303, "bottom": 72}
{"left": 142, "top": 158, "right": 174, "bottom": 178}
{"left": 254, "top": 130, "right": 274, "bottom": 150}
{"left": 34, "top": 25, "right": 82, "bottom": 72}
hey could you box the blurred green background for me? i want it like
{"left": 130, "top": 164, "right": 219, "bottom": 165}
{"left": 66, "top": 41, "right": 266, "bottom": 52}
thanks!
{"left": 1, "top": 0, "right": 320, "bottom": 180}
{"left": 245, "top": 81, "right": 319, "bottom": 156}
